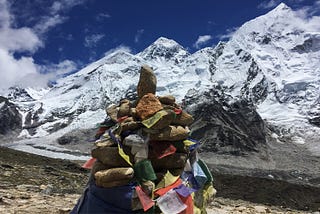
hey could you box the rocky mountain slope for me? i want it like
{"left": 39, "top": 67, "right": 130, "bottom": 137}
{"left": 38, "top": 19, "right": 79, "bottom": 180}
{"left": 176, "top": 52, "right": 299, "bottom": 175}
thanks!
{"left": 0, "top": 3, "right": 319, "bottom": 191}
{"left": 0, "top": 96, "right": 21, "bottom": 138}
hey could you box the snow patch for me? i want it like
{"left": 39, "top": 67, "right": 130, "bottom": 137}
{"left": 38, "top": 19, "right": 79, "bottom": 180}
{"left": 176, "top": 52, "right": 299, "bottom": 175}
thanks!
{"left": 8, "top": 144, "right": 89, "bottom": 160}
{"left": 18, "top": 130, "right": 31, "bottom": 138}
{"left": 0, "top": 101, "right": 4, "bottom": 109}
{"left": 291, "top": 136, "right": 305, "bottom": 145}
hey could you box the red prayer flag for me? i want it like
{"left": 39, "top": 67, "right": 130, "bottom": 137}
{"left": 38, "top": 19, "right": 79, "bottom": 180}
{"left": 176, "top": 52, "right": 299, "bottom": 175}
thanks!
{"left": 135, "top": 185, "right": 155, "bottom": 211}
{"left": 154, "top": 178, "right": 182, "bottom": 197}
{"left": 174, "top": 108, "right": 183, "bottom": 115}
{"left": 178, "top": 194, "right": 193, "bottom": 214}
{"left": 150, "top": 141, "right": 177, "bottom": 159}
{"left": 81, "top": 157, "right": 96, "bottom": 169}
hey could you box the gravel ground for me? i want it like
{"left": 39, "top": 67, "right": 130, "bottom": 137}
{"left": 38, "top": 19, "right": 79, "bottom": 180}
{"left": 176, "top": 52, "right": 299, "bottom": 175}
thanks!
{"left": 0, "top": 187, "right": 312, "bottom": 214}
{"left": 1, "top": 146, "right": 319, "bottom": 213}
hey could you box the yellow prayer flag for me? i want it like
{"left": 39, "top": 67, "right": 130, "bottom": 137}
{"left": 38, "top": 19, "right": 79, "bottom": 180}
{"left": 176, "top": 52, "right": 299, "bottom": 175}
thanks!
{"left": 141, "top": 110, "right": 167, "bottom": 128}
{"left": 118, "top": 144, "right": 132, "bottom": 166}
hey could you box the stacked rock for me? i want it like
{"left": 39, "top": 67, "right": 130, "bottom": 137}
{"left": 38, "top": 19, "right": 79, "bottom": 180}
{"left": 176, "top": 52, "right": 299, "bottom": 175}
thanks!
{"left": 88, "top": 65, "right": 215, "bottom": 213}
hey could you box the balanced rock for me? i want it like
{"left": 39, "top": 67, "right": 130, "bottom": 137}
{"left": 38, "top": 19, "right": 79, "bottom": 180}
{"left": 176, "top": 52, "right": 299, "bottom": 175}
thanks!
{"left": 137, "top": 65, "right": 157, "bottom": 98}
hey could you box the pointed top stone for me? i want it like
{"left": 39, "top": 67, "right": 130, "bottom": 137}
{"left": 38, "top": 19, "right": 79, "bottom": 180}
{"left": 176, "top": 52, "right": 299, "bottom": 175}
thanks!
{"left": 137, "top": 65, "right": 157, "bottom": 99}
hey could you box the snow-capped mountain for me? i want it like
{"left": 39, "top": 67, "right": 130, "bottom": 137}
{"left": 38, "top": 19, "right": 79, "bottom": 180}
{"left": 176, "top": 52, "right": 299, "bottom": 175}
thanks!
{"left": 218, "top": 3, "right": 320, "bottom": 151}
{"left": 1, "top": 3, "right": 320, "bottom": 158}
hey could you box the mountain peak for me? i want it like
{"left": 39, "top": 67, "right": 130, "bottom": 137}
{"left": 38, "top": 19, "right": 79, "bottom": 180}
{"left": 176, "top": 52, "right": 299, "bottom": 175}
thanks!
{"left": 106, "top": 49, "right": 133, "bottom": 59}
{"left": 274, "top": 3, "right": 291, "bottom": 11}
{"left": 152, "top": 37, "right": 181, "bottom": 48}
{"left": 138, "top": 37, "right": 189, "bottom": 62}
{"left": 267, "top": 3, "right": 292, "bottom": 16}
{"left": 232, "top": 2, "right": 298, "bottom": 44}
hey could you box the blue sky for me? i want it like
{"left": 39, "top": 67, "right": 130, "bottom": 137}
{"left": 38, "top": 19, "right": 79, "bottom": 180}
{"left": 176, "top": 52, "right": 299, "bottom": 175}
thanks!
{"left": 0, "top": 0, "right": 319, "bottom": 90}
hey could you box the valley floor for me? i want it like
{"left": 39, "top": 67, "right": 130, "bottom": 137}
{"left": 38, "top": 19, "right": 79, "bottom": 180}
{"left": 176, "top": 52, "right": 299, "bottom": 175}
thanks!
{"left": 0, "top": 187, "right": 311, "bottom": 214}
{"left": 0, "top": 146, "right": 318, "bottom": 214}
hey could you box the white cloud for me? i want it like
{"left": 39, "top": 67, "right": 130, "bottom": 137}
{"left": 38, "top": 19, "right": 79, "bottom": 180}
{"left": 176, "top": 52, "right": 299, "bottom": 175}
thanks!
{"left": 39, "top": 60, "right": 78, "bottom": 77}
{"left": 0, "top": 49, "right": 42, "bottom": 89}
{"left": 291, "top": 1, "right": 320, "bottom": 32}
{"left": 0, "top": 0, "right": 43, "bottom": 89}
{"left": 0, "top": 0, "right": 11, "bottom": 28}
{"left": 34, "top": 14, "right": 66, "bottom": 35}
{"left": 96, "top": 12, "right": 111, "bottom": 21}
{"left": 51, "top": 0, "right": 85, "bottom": 14}
{"left": 0, "top": 27, "right": 42, "bottom": 53}
{"left": 35, "top": 0, "right": 85, "bottom": 35}
{"left": 258, "top": 0, "right": 281, "bottom": 9}
{"left": 0, "top": 0, "right": 80, "bottom": 90}
{"left": 216, "top": 27, "right": 238, "bottom": 41}
{"left": 134, "top": 29, "right": 144, "bottom": 43}
{"left": 54, "top": 60, "right": 78, "bottom": 76}
{"left": 193, "top": 35, "right": 212, "bottom": 49}
{"left": 295, "top": 14, "right": 320, "bottom": 32}
{"left": 104, "top": 45, "right": 132, "bottom": 56}
{"left": 84, "top": 33, "right": 105, "bottom": 47}
{"left": 297, "top": 0, "right": 320, "bottom": 17}
{"left": 0, "top": 57, "right": 78, "bottom": 90}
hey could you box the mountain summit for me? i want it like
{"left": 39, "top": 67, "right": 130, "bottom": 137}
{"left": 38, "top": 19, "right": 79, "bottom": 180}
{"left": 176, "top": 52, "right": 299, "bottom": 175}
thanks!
{"left": 138, "top": 37, "right": 189, "bottom": 62}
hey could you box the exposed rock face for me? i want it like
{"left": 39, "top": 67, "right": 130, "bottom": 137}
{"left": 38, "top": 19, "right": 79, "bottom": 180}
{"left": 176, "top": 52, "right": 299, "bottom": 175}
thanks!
{"left": 7, "top": 87, "right": 34, "bottom": 102}
{"left": 309, "top": 116, "right": 320, "bottom": 127}
{"left": 185, "top": 90, "right": 266, "bottom": 155}
{"left": 56, "top": 128, "right": 97, "bottom": 152}
{"left": 0, "top": 96, "right": 22, "bottom": 136}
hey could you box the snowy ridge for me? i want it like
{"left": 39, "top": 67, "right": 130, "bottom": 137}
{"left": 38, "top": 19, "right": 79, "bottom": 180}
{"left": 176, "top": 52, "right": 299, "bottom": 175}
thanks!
{"left": 219, "top": 3, "right": 320, "bottom": 148}
{"left": 4, "top": 3, "right": 320, "bottom": 157}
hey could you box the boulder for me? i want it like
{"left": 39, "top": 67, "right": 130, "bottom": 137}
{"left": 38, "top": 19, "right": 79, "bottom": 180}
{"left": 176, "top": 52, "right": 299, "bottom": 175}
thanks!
{"left": 106, "top": 104, "right": 119, "bottom": 122}
{"left": 149, "top": 125, "right": 190, "bottom": 141}
{"left": 150, "top": 153, "right": 188, "bottom": 170}
{"left": 94, "top": 167, "right": 134, "bottom": 188}
{"left": 142, "top": 109, "right": 176, "bottom": 130}
{"left": 137, "top": 65, "right": 157, "bottom": 98}
{"left": 117, "top": 99, "right": 131, "bottom": 118}
{"left": 158, "top": 95, "right": 176, "bottom": 105}
{"left": 136, "top": 93, "right": 163, "bottom": 120}
{"left": 172, "top": 110, "right": 194, "bottom": 126}
{"left": 91, "top": 146, "right": 133, "bottom": 167}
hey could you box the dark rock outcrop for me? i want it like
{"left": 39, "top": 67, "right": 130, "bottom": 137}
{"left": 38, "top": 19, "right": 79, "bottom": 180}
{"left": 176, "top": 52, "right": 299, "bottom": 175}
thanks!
{"left": 185, "top": 90, "right": 266, "bottom": 155}
{"left": 7, "top": 87, "right": 34, "bottom": 102}
{"left": 0, "top": 96, "right": 22, "bottom": 136}
{"left": 56, "top": 128, "right": 96, "bottom": 153}
{"left": 309, "top": 116, "right": 320, "bottom": 127}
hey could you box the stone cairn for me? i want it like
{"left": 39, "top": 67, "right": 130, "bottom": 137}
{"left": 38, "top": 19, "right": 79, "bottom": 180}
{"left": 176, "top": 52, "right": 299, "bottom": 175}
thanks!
{"left": 88, "top": 65, "right": 216, "bottom": 213}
